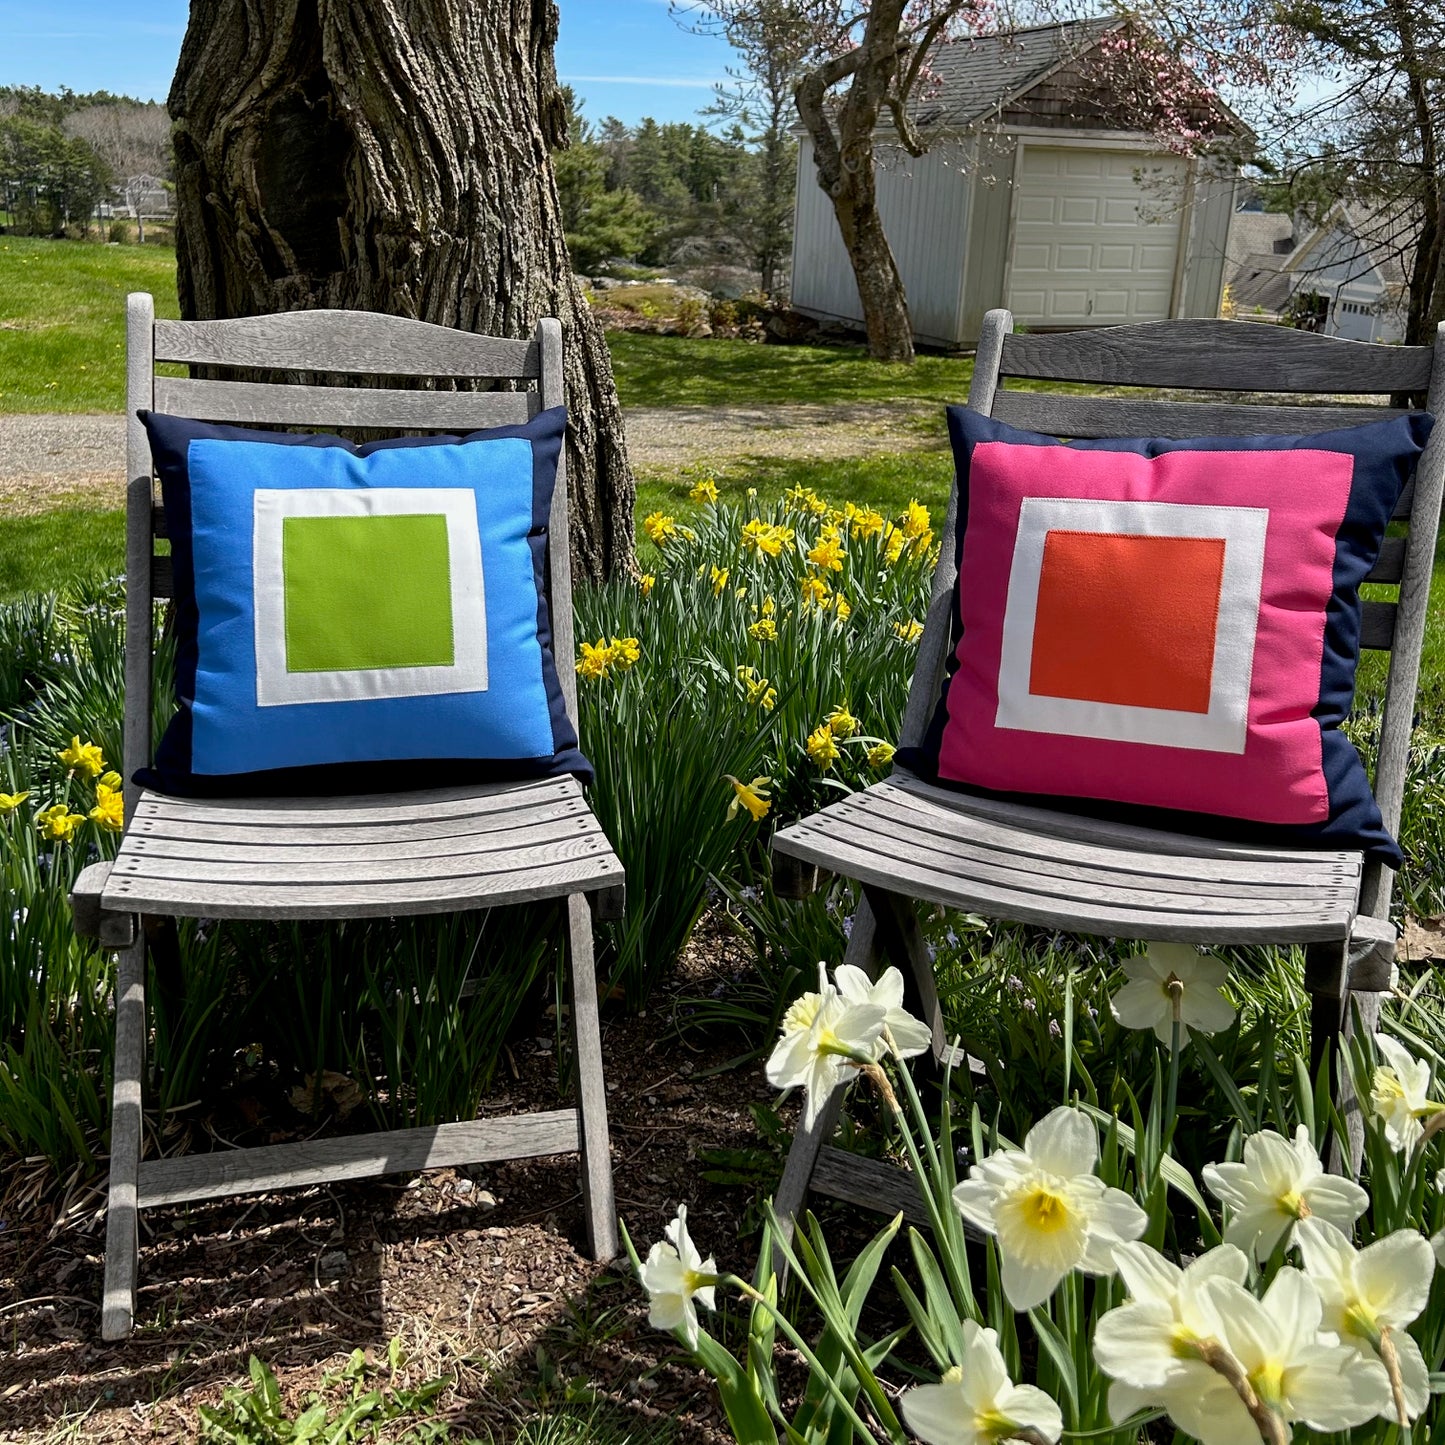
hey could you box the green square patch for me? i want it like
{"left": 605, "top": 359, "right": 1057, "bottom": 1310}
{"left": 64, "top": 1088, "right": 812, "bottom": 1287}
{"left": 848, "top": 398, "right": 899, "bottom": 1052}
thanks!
{"left": 282, "top": 513, "right": 455, "bottom": 673}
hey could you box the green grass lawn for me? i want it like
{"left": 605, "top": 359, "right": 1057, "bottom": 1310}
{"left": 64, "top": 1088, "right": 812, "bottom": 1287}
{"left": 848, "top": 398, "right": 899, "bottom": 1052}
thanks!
{"left": 0, "top": 235, "right": 180, "bottom": 412}
{"left": 0, "top": 237, "right": 983, "bottom": 414}
{"left": 609, "top": 330, "right": 977, "bottom": 408}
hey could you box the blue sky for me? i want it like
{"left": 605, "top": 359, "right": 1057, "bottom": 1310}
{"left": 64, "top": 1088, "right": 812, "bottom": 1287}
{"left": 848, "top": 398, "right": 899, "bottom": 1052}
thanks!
{"left": 0, "top": 0, "right": 736, "bottom": 128}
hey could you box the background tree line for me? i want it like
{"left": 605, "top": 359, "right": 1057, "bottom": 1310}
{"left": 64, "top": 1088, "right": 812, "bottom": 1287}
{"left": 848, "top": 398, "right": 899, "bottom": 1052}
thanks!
{"left": 554, "top": 88, "right": 795, "bottom": 294}
{"left": 0, "top": 85, "right": 170, "bottom": 237}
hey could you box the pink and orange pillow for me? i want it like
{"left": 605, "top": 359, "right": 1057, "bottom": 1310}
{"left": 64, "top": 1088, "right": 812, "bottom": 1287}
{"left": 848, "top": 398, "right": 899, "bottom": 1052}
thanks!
{"left": 900, "top": 408, "right": 1435, "bottom": 864}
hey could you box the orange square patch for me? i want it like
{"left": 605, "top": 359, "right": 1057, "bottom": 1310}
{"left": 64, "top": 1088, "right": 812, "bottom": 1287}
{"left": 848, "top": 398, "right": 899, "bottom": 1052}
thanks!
{"left": 1029, "top": 530, "right": 1225, "bottom": 714}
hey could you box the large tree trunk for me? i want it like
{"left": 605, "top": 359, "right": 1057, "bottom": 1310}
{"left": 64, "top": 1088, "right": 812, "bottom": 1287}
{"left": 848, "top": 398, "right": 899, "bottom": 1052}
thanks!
{"left": 793, "top": 0, "right": 916, "bottom": 363}
{"left": 167, "top": 0, "right": 634, "bottom": 584}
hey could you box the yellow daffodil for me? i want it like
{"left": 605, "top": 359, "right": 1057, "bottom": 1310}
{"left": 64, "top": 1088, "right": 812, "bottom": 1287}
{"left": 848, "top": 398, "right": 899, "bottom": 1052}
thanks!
{"left": 883, "top": 525, "right": 906, "bottom": 566}
{"left": 759, "top": 595, "right": 776, "bottom": 617}
{"left": 785, "top": 484, "right": 829, "bottom": 516}
{"left": 800, "top": 576, "right": 831, "bottom": 608}
{"left": 832, "top": 592, "right": 851, "bottom": 620}
{"left": 643, "top": 511, "right": 678, "bottom": 546}
{"left": 741, "top": 519, "right": 793, "bottom": 557}
{"left": 845, "top": 503, "right": 886, "bottom": 540}
{"left": 98, "top": 770, "right": 122, "bottom": 791}
{"left": 709, "top": 564, "right": 729, "bottom": 597}
{"left": 58, "top": 736, "right": 105, "bottom": 778}
{"left": 736, "top": 666, "right": 777, "bottom": 710}
{"left": 638, "top": 573, "right": 656, "bottom": 598}
{"left": 893, "top": 618, "right": 924, "bottom": 643}
{"left": 901, "top": 500, "right": 931, "bottom": 540}
{"left": 826, "top": 704, "right": 859, "bottom": 739}
{"left": 724, "top": 774, "right": 772, "bottom": 822}
{"left": 576, "top": 640, "right": 612, "bottom": 680}
{"left": 0, "top": 790, "right": 29, "bottom": 814}
{"left": 806, "top": 724, "right": 840, "bottom": 769}
{"left": 748, "top": 618, "right": 777, "bottom": 642}
{"left": 688, "top": 477, "right": 719, "bottom": 505}
{"left": 608, "top": 636, "right": 641, "bottom": 670}
{"left": 35, "top": 804, "right": 86, "bottom": 843}
{"left": 807, "top": 528, "right": 845, "bottom": 572}
{"left": 867, "top": 742, "right": 895, "bottom": 768}
{"left": 90, "top": 784, "right": 125, "bottom": 832}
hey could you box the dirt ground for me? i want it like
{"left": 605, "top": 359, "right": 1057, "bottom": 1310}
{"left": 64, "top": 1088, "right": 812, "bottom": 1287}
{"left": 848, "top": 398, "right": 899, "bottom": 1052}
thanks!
{"left": 0, "top": 404, "right": 937, "bottom": 517}
{"left": 0, "top": 929, "right": 805, "bottom": 1442}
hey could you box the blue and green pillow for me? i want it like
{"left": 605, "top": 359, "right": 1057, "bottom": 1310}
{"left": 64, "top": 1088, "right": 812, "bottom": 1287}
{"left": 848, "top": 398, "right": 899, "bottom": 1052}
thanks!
{"left": 139, "top": 407, "right": 590, "bottom": 796}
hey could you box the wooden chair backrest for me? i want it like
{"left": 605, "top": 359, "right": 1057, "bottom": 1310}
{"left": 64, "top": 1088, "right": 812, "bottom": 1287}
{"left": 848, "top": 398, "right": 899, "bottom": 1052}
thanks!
{"left": 122, "top": 293, "right": 572, "bottom": 818}
{"left": 900, "top": 310, "right": 1445, "bottom": 920}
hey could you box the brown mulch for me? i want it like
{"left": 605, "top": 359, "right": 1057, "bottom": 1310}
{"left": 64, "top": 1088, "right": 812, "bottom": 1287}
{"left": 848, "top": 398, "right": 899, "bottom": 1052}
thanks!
{"left": 0, "top": 925, "right": 791, "bottom": 1442}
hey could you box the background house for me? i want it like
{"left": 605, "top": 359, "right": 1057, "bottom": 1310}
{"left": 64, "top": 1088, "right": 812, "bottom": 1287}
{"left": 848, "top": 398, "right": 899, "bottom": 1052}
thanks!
{"left": 1226, "top": 202, "right": 1409, "bottom": 343}
{"left": 789, "top": 19, "right": 1247, "bottom": 347}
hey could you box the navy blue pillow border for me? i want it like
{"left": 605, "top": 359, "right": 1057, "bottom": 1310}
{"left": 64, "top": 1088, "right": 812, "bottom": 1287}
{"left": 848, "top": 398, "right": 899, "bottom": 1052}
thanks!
{"left": 897, "top": 407, "right": 1437, "bottom": 867}
{"left": 135, "top": 406, "right": 592, "bottom": 797}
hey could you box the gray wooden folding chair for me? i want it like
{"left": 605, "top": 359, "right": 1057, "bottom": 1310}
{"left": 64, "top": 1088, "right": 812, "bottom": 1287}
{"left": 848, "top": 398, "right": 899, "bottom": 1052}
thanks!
{"left": 71, "top": 294, "right": 622, "bottom": 1340}
{"left": 771, "top": 309, "right": 1445, "bottom": 1231}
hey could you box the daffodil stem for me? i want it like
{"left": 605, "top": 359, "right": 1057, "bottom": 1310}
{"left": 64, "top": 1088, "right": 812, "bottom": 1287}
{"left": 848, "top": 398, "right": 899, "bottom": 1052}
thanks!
{"left": 729, "top": 1277, "right": 887, "bottom": 1445}
{"left": 1379, "top": 1326, "right": 1411, "bottom": 1430}
{"left": 1164, "top": 1013, "right": 1182, "bottom": 1154}
{"left": 1193, "top": 1339, "right": 1287, "bottom": 1445}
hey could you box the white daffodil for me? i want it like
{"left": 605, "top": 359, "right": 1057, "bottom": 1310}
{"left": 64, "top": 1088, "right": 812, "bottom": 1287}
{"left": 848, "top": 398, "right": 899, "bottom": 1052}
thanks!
{"left": 834, "top": 963, "right": 932, "bottom": 1060}
{"left": 765, "top": 965, "right": 885, "bottom": 1129}
{"left": 1370, "top": 1033, "right": 1438, "bottom": 1151}
{"left": 637, "top": 1205, "right": 717, "bottom": 1351}
{"left": 952, "top": 1106, "right": 1147, "bottom": 1310}
{"left": 1109, "top": 941, "right": 1236, "bottom": 1046}
{"left": 1295, "top": 1217, "right": 1433, "bottom": 1423}
{"left": 1095, "top": 1241, "right": 1252, "bottom": 1432}
{"left": 901, "top": 1318, "right": 1063, "bottom": 1445}
{"left": 1190, "top": 1267, "right": 1392, "bottom": 1442}
{"left": 1202, "top": 1125, "right": 1368, "bottom": 1262}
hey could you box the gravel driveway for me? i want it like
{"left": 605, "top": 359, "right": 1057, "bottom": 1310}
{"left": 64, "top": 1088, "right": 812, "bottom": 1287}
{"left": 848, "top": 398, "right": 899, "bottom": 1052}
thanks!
{"left": 0, "top": 401, "right": 939, "bottom": 514}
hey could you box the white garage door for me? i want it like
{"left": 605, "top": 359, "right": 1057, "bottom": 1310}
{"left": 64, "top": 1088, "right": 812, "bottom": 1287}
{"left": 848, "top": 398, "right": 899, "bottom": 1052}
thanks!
{"left": 1006, "top": 147, "right": 1187, "bottom": 326}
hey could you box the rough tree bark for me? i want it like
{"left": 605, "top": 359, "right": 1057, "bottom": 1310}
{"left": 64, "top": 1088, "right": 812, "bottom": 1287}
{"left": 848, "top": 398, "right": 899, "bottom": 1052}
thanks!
{"left": 167, "top": 0, "right": 634, "bottom": 583}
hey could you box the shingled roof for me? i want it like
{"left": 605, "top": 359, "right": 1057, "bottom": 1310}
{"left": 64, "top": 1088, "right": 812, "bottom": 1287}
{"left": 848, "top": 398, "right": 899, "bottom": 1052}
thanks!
{"left": 914, "top": 17, "right": 1122, "bottom": 129}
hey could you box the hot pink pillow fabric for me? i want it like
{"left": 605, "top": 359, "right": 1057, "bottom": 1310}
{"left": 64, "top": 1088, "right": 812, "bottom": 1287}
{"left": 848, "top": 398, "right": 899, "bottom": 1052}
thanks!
{"left": 896, "top": 407, "right": 1437, "bottom": 865}
{"left": 939, "top": 439, "right": 1351, "bottom": 826}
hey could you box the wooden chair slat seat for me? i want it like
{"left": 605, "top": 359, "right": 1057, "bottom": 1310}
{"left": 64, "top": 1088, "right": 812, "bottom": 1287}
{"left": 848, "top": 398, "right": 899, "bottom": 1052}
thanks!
{"left": 774, "top": 782, "right": 1359, "bottom": 943}
{"left": 77, "top": 297, "right": 620, "bottom": 1341}
{"left": 769, "top": 309, "right": 1445, "bottom": 1258}
{"left": 104, "top": 781, "right": 623, "bottom": 918}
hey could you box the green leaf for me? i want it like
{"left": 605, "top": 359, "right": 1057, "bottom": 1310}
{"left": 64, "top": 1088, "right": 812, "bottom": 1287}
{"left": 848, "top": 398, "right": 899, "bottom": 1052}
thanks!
{"left": 1028, "top": 1304, "right": 1081, "bottom": 1417}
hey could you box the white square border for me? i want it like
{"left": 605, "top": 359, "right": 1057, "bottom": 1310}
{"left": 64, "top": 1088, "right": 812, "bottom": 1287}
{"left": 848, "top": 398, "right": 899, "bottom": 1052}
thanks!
{"left": 995, "top": 496, "right": 1267, "bottom": 754}
{"left": 252, "top": 487, "right": 488, "bottom": 708}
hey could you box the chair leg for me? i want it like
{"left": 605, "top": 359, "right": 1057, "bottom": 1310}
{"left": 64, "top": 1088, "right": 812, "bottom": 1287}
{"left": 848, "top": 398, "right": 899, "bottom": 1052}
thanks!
{"left": 770, "top": 901, "right": 883, "bottom": 1278}
{"left": 1305, "top": 939, "right": 1374, "bottom": 1177}
{"left": 102, "top": 936, "right": 147, "bottom": 1340}
{"left": 565, "top": 893, "right": 617, "bottom": 1261}
{"left": 864, "top": 884, "right": 946, "bottom": 1060}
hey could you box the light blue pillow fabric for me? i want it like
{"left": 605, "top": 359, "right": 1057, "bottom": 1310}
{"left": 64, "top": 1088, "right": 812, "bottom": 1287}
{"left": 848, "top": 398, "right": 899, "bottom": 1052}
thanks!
{"left": 138, "top": 407, "right": 590, "bottom": 796}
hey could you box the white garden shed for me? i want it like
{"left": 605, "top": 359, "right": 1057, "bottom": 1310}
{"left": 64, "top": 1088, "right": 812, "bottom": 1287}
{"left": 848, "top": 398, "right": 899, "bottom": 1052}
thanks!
{"left": 789, "top": 19, "right": 1248, "bottom": 347}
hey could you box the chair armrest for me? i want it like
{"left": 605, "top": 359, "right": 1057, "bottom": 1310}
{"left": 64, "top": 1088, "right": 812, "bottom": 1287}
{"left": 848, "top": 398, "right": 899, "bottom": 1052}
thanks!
{"left": 70, "top": 861, "right": 139, "bottom": 948}
{"left": 1348, "top": 913, "right": 1397, "bottom": 992}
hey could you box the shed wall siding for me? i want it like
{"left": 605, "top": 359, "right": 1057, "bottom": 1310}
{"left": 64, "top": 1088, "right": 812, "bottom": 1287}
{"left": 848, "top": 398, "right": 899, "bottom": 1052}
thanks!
{"left": 1182, "top": 158, "right": 1237, "bottom": 319}
{"left": 959, "top": 135, "right": 1016, "bottom": 345}
{"left": 790, "top": 138, "right": 972, "bottom": 345}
